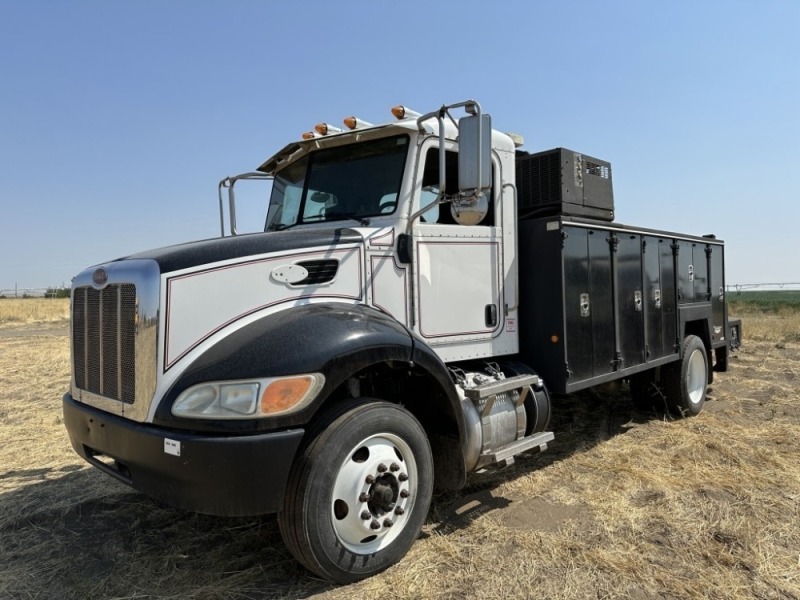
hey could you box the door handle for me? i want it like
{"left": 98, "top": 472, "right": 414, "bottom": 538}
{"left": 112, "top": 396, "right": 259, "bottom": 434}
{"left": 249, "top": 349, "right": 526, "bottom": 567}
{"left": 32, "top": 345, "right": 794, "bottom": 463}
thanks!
{"left": 485, "top": 304, "right": 498, "bottom": 327}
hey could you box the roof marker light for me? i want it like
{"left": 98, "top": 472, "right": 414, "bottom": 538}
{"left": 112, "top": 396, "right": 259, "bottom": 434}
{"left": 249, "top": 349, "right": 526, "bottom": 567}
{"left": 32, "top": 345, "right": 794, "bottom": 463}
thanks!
{"left": 391, "top": 105, "right": 422, "bottom": 120}
{"left": 302, "top": 131, "right": 319, "bottom": 140}
{"left": 315, "top": 123, "right": 343, "bottom": 135}
{"left": 344, "top": 116, "right": 373, "bottom": 130}
{"left": 507, "top": 132, "right": 525, "bottom": 148}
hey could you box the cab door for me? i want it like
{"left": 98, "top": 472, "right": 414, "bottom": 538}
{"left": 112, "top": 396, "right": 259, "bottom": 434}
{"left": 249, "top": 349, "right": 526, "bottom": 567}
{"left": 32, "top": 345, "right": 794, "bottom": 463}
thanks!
{"left": 411, "top": 145, "right": 504, "bottom": 360}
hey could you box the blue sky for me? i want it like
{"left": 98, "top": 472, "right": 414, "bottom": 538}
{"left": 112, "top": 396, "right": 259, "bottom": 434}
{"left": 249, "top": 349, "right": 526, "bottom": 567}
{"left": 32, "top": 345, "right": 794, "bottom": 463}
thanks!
{"left": 1, "top": 1, "right": 798, "bottom": 291}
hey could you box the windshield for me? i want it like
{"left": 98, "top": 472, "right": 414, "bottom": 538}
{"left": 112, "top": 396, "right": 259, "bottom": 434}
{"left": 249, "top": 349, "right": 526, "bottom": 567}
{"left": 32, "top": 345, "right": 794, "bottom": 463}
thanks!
{"left": 266, "top": 134, "right": 409, "bottom": 231}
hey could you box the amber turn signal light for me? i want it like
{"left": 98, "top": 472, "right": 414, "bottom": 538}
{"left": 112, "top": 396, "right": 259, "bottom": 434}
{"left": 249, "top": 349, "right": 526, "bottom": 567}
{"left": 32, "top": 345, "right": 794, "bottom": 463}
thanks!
{"left": 261, "top": 376, "right": 315, "bottom": 414}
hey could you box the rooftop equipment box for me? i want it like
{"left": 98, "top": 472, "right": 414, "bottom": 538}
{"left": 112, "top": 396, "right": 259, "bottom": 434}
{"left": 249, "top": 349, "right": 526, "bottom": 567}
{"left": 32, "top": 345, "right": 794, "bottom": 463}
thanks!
{"left": 516, "top": 148, "right": 614, "bottom": 221}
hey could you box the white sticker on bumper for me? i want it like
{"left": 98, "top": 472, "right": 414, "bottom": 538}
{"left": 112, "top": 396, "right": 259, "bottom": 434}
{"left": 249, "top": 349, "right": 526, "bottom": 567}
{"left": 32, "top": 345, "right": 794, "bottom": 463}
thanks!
{"left": 164, "top": 438, "right": 181, "bottom": 457}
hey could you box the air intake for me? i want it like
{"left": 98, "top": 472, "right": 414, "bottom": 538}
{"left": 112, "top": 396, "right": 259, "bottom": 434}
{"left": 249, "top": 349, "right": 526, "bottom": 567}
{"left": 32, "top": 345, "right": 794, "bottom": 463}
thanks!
{"left": 296, "top": 259, "right": 339, "bottom": 285}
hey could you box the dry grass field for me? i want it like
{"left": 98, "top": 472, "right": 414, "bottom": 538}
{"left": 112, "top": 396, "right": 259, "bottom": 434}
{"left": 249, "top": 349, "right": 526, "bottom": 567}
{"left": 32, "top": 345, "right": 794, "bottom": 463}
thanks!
{"left": 1, "top": 298, "right": 798, "bottom": 599}
{"left": 0, "top": 297, "right": 69, "bottom": 330}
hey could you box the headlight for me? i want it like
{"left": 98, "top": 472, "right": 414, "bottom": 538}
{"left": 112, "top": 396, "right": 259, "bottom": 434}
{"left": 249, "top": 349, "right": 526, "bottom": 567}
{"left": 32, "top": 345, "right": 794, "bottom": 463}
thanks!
{"left": 219, "top": 383, "right": 259, "bottom": 415}
{"left": 172, "top": 374, "right": 324, "bottom": 419}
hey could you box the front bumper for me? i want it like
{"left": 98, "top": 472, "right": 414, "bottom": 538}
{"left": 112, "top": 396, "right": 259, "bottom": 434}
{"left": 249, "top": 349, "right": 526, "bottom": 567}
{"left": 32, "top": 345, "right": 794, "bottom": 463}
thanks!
{"left": 62, "top": 393, "right": 304, "bottom": 516}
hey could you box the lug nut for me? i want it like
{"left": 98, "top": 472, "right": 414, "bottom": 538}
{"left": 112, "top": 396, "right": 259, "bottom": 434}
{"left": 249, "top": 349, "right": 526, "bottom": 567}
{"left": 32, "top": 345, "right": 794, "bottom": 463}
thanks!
{"left": 359, "top": 492, "right": 370, "bottom": 503}
{"left": 390, "top": 463, "right": 400, "bottom": 472}
{"left": 394, "top": 506, "right": 405, "bottom": 515}
{"left": 399, "top": 490, "right": 409, "bottom": 498}
{"left": 377, "top": 463, "right": 388, "bottom": 473}
{"left": 365, "top": 474, "right": 375, "bottom": 484}
{"left": 370, "top": 520, "right": 381, "bottom": 530}
{"left": 398, "top": 473, "right": 409, "bottom": 482}
{"left": 361, "top": 511, "right": 371, "bottom": 520}
{"left": 383, "top": 518, "right": 393, "bottom": 528}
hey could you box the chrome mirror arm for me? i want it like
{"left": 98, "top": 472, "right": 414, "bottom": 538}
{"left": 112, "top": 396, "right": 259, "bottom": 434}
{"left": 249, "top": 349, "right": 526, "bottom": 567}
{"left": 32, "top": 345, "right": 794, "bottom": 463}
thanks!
{"left": 217, "top": 172, "right": 274, "bottom": 237}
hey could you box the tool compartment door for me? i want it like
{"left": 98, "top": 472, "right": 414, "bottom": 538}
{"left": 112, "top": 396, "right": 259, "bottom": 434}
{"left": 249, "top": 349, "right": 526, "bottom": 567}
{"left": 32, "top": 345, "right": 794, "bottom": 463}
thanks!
{"left": 563, "top": 226, "right": 615, "bottom": 380}
{"left": 617, "top": 233, "right": 645, "bottom": 369}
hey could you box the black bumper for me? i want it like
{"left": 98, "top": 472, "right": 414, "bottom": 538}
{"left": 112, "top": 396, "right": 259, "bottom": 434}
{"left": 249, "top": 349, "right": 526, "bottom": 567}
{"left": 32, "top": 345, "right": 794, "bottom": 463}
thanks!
{"left": 62, "top": 394, "right": 304, "bottom": 516}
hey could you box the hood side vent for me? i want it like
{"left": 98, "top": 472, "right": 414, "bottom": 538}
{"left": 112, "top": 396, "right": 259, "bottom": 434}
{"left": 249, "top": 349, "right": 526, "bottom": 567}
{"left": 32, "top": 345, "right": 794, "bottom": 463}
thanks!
{"left": 296, "top": 259, "right": 339, "bottom": 285}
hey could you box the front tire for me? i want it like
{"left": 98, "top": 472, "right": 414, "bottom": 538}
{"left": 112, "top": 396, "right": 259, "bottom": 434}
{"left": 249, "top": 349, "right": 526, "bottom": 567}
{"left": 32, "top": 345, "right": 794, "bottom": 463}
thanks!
{"left": 278, "top": 398, "right": 433, "bottom": 583}
{"left": 662, "top": 335, "right": 708, "bottom": 417}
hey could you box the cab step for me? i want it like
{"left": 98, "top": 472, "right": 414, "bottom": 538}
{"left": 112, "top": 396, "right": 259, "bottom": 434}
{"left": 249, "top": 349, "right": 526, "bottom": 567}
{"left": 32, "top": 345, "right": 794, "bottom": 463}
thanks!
{"left": 480, "top": 431, "right": 554, "bottom": 469}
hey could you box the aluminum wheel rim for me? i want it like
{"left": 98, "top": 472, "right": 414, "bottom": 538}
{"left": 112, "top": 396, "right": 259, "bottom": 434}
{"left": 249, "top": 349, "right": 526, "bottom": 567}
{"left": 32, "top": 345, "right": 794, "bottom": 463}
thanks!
{"left": 330, "top": 432, "right": 418, "bottom": 555}
{"left": 685, "top": 349, "right": 706, "bottom": 405}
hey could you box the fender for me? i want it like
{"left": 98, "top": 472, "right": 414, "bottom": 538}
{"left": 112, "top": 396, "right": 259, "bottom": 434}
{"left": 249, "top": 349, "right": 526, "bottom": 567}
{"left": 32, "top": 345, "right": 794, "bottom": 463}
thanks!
{"left": 154, "top": 303, "right": 416, "bottom": 432}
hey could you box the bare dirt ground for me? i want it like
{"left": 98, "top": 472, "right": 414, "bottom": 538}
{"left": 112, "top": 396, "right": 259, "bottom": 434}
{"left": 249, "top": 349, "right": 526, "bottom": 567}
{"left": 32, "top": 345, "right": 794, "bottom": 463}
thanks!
{"left": 1, "top": 307, "right": 798, "bottom": 600}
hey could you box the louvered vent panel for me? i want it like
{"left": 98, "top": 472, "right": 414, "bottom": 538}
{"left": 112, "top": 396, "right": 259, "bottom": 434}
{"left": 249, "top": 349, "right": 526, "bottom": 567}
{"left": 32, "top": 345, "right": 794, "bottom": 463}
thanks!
{"left": 516, "top": 150, "right": 562, "bottom": 212}
{"left": 296, "top": 259, "right": 339, "bottom": 285}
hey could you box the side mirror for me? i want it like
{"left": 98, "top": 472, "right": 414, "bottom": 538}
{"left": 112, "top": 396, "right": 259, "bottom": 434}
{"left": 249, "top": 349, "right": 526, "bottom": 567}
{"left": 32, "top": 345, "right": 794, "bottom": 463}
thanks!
{"left": 458, "top": 113, "right": 492, "bottom": 194}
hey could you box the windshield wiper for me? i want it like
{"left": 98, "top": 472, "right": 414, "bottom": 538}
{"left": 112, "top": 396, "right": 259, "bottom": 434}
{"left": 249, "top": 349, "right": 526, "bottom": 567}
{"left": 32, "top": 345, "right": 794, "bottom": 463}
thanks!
{"left": 323, "top": 212, "right": 371, "bottom": 226}
{"left": 272, "top": 222, "right": 302, "bottom": 231}
{"left": 271, "top": 212, "right": 370, "bottom": 232}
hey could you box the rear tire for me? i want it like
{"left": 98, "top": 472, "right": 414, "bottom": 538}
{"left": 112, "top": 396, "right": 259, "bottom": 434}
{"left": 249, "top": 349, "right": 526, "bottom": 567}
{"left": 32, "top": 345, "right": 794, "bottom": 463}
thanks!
{"left": 662, "top": 335, "right": 708, "bottom": 417}
{"left": 278, "top": 398, "right": 433, "bottom": 583}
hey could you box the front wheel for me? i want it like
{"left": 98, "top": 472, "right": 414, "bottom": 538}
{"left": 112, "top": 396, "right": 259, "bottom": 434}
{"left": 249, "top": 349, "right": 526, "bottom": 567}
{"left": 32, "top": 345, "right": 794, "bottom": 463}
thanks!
{"left": 278, "top": 398, "right": 433, "bottom": 583}
{"left": 662, "top": 335, "right": 708, "bottom": 417}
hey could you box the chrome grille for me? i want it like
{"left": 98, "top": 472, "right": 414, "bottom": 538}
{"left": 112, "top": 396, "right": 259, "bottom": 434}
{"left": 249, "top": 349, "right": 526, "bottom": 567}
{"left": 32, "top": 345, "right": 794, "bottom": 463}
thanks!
{"left": 73, "top": 284, "right": 137, "bottom": 404}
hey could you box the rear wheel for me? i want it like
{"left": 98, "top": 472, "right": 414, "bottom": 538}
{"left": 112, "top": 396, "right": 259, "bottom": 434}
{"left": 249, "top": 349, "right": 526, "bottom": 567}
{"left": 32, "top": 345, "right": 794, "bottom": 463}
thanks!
{"left": 278, "top": 398, "right": 433, "bottom": 583}
{"left": 662, "top": 335, "right": 708, "bottom": 417}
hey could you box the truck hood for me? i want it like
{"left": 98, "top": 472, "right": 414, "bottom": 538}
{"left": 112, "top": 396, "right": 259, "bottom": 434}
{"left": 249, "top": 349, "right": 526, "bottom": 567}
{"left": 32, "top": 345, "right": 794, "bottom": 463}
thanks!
{"left": 118, "top": 228, "right": 364, "bottom": 274}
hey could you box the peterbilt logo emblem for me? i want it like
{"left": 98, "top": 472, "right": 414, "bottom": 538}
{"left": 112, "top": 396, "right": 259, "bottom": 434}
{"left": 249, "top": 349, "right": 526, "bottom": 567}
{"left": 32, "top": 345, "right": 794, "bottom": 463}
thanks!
{"left": 92, "top": 268, "right": 109, "bottom": 286}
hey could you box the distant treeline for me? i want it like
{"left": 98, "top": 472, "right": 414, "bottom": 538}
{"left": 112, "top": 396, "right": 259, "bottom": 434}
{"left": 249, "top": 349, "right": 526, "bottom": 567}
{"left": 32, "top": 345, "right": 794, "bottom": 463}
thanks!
{"left": 0, "top": 288, "right": 70, "bottom": 299}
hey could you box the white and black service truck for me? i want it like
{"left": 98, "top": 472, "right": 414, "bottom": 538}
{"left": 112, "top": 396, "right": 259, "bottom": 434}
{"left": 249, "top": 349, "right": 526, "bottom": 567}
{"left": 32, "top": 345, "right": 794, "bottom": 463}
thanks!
{"left": 63, "top": 100, "right": 740, "bottom": 583}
